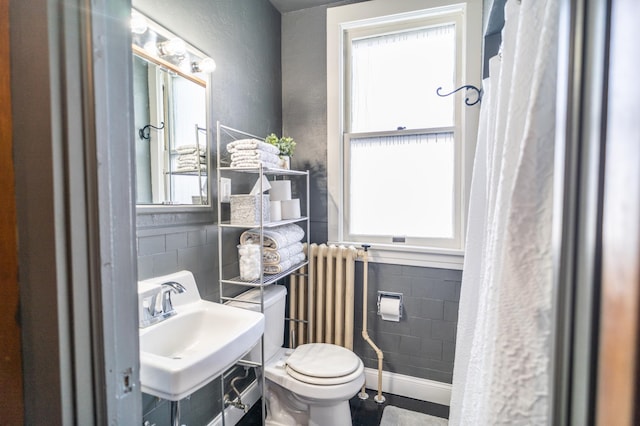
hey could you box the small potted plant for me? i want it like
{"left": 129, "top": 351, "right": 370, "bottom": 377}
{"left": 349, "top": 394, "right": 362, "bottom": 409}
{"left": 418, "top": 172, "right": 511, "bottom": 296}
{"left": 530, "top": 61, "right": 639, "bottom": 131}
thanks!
{"left": 265, "top": 133, "right": 296, "bottom": 169}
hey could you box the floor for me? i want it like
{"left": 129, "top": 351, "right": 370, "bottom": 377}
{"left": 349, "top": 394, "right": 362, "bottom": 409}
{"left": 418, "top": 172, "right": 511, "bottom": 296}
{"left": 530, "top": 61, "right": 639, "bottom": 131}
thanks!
{"left": 350, "top": 389, "right": 449, "bottom": 426}
{"left": 238, "top": 388, "right": 449, "bottom": 425}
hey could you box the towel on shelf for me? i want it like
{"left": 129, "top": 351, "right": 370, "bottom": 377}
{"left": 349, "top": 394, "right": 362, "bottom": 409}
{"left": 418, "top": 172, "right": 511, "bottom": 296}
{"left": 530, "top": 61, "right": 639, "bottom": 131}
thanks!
{"left": 176, "top": 145, "right": 206, "bottom": 155}
{"left": 227, "top": 138, "right": 280, "bottom": 155}
{"left": 230, "top": 159, "right": 280, "bottom": 169}
{"left": 263, "top": 251, "right": 306, "bottom": 274}
{"left": 262, "top": 242, "right": 304, "bottom": 265}
{"left": 240, "top": 223, "right": 305, "bottom": 249}
{"left": 175, "top": 164, "right": 207, "bottom": 173}
{"left": 177, "top": 156, "right": 205, "bottom": 166}
{"left": 231, "top": 150, "right": 280, "bottom": 165}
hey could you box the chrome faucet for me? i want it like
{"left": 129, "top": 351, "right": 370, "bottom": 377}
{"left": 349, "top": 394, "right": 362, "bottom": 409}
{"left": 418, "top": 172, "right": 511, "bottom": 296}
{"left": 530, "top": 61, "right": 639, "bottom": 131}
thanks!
{"left": 140, "top": 281, "right": 187, "bottom": 328}
{"left": 160, "top": 281, "right": 187, "bottom": 315}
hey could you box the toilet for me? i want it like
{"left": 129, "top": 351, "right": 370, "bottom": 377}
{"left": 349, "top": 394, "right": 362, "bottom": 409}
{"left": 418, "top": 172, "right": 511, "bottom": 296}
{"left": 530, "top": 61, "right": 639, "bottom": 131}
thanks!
{"left": 228, "top": 285, "right": 365, "bottom": 426}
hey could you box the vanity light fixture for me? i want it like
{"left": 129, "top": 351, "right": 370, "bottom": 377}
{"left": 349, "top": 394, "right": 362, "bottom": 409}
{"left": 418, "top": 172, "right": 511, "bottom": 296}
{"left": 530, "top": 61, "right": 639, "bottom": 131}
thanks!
{"left": 130, "top": 11, "right": 148, "bottom": 34}
{"left": 131, "top": 9, "right": 217, "bottom": 79}
{"left": 157, "top": 38, "right": 187, "bottom": 58}
{"left": 191, "top": 57, "right": 217, "bottom": 74}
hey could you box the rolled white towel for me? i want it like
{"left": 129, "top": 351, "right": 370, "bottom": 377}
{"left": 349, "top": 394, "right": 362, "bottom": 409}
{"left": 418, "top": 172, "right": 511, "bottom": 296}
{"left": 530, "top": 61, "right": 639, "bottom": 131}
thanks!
{"left": 240, "top": 223, "right": 305, "bottom": 249}
{"left": 263, "top": 251, "right": 306, "bottom": 274}
{"left": 262, "top": 242, "right": 304, "bottom": 265}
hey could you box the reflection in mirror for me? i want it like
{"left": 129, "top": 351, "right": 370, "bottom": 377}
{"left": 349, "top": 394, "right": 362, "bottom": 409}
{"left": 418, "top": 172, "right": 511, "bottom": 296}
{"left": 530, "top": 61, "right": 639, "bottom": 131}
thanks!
{"left": 131, "top": 10, "right": 215, "bottom": 206}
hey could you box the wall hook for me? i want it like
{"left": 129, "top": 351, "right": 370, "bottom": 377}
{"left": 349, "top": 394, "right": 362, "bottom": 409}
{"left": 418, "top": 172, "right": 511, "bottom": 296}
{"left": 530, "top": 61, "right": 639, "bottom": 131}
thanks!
{"left": 139, "top": 122, "right": 165, "bottom": 140}
{"left": 436, "top": 85, "right": 482, "bottom": 106}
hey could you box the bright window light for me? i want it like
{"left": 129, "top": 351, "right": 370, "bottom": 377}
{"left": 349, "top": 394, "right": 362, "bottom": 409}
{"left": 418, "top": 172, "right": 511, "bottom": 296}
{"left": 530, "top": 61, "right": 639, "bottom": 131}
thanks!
{"left": 350, "top": 24, "right": 456, "bottom": 133}
{"left": 349, "top": 132, "right": 454, "bottom": 239}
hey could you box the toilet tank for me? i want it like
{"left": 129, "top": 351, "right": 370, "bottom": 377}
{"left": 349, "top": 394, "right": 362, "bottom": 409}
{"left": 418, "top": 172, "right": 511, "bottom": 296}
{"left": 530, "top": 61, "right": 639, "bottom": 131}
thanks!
{"left": 226, "top": 285, "right": 287, "bottom": 363}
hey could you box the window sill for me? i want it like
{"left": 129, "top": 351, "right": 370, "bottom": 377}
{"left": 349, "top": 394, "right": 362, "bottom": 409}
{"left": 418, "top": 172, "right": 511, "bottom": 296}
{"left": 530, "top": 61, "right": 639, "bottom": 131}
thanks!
{"left": 329, "top": 241, "right": 464, "bottom": 270}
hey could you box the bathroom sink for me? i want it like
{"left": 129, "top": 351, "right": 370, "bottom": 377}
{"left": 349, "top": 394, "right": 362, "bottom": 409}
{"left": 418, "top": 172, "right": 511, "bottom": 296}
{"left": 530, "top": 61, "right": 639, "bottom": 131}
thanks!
{"left": 138, "top": 271, "right": 265, "bottom": 401}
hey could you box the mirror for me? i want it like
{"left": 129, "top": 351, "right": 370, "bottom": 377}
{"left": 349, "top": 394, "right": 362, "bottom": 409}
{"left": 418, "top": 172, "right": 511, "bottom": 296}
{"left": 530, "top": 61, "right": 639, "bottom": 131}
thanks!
{"left": 132, "top": 10, "right": 214, "bottom": 206}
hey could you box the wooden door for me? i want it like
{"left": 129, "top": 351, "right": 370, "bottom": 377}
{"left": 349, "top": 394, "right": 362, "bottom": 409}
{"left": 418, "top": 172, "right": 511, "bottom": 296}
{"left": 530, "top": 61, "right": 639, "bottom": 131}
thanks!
{"left": 596, "top": 0, "right": 640, "bottom": 424}
{"left": 0, "top": 0, "right": 25, "bottom": 423}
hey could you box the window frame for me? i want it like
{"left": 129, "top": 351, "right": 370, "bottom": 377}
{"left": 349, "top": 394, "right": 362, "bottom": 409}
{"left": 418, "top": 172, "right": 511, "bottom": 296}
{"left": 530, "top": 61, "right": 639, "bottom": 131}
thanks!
{"left": 327, "top": 0, "right": 482, "bottom": 269}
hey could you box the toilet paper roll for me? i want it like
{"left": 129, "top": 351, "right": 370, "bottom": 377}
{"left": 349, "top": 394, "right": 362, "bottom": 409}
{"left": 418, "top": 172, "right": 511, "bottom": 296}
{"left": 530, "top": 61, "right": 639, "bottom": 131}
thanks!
{"left": 269, "top": 180, "right": 292, "bottom": 201}
{"left": 281, "top": 199, "right": 301, "bottom": 220}
{"left": 270, "top": 200, "right": 282, "bottom": 222}
{"left": 379, "top": 296, "right": 401, "bottom": 322}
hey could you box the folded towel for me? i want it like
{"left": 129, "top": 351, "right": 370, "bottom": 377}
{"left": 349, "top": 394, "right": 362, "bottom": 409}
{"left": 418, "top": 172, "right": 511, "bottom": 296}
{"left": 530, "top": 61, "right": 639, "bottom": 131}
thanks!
{"left": 231, "top": 150, "right": 280, "bottom": 164}
{"left": 176, "top": 145, "right": 206, "bottom": 155}
{"left": 175, "top": 164, "right": 207, "bottom": 173}
{"left": 227, "top": 139, "right": 280, "bottom": 155}
{"left": 262, "top": 242, "right": 304, "bottom": 265}
{"left": 240, "top": 223, "right": 305, "bottom": 249}
{"left": 263, "top": 251, "right": 306, "bottom": 274}
{"left": 177, "top": 152, "right": 206, "bottom": 159}
{"left": 230, "top": 159, "right": 280, "bottom": 169}
{"left": 177, "top": 157, "right": 205, "bottom": 166}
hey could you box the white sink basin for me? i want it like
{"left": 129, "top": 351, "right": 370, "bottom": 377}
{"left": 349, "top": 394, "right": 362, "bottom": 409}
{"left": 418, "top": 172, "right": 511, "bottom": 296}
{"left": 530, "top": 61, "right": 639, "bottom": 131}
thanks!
{"left": 138, "top": 271, "right": 264, "bottom": 401}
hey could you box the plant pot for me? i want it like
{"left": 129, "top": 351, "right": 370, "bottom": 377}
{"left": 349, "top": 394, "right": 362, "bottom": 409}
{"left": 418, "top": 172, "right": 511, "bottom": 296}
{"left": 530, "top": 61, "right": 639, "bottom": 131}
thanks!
{"left": 280, "top": 155, "right": 290, "bottom": 170}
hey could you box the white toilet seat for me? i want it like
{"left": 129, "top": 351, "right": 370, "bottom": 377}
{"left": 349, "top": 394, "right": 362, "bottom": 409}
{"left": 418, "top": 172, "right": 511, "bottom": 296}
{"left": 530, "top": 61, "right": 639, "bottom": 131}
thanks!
{"left": 264, "top": 346, "right": 365, "bottom": 402}
{"left": 285, "top": 343, "right": 362, "bottom": 385}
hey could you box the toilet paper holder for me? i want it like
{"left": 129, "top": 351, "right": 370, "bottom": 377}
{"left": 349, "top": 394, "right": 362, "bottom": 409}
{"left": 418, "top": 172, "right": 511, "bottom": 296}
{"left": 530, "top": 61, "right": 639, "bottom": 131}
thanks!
{"left": 377, "top": 291, "right": 403, "bottom": 320}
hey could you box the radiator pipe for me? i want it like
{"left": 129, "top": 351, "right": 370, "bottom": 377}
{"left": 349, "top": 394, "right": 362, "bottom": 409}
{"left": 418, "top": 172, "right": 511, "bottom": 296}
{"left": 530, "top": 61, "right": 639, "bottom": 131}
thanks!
{"left": 358, "top": 244, "right": 385, "bottom": 403}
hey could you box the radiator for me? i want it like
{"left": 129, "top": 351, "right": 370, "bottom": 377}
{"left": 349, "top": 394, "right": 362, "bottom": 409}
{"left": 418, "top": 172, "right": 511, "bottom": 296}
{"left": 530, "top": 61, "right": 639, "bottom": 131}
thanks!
{"left": 289, "top": 243, "right": 358, "bottom": 350}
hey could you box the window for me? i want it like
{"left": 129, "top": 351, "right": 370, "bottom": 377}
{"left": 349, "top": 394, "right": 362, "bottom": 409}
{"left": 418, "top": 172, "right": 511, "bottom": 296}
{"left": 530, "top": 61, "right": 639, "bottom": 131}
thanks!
{"left": 327, "top": 1, "right": 481, "bottom": 268}
{"left": 348, "top": 132, "right": 455, "bottom": 240}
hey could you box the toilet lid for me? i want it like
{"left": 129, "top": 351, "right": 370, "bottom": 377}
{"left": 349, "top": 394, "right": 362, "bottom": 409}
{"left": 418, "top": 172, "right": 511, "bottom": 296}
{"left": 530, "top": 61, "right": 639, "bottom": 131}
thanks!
{"left": 285, "top": 343, "right": 361, "bottom": 382}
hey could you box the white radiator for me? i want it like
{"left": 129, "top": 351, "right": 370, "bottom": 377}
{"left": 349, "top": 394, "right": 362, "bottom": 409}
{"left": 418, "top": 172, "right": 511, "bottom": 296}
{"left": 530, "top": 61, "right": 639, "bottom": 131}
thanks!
{"left": 289, "top": 243, "right": 358, "bottom": 350}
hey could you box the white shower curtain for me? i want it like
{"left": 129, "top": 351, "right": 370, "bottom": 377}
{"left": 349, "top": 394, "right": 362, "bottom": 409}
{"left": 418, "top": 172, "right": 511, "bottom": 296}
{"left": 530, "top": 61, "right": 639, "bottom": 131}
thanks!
{"left": 449, "top": 0, "right": 559, "bottom": 424}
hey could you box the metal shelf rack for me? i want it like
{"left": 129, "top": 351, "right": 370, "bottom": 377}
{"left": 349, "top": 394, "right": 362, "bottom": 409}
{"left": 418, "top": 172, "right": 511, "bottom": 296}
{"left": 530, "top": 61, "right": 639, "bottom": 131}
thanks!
{"left": 215, "top": 121, "right": 311, "bottom": 426}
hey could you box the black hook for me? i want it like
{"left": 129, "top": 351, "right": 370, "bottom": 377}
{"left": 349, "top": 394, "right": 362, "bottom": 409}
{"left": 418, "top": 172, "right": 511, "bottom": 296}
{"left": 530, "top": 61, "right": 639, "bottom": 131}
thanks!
{"left": 436, "top": 85, "right": 482, "bottom": 106}
{"left": 139, "top": 122, "right": 165, "bottom": 140}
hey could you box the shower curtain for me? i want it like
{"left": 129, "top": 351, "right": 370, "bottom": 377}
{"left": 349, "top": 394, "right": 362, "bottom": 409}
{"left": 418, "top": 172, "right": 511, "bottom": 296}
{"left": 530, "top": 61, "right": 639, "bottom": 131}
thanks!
{"left": 449, "top": 0, "right": 559, "bottom": 424}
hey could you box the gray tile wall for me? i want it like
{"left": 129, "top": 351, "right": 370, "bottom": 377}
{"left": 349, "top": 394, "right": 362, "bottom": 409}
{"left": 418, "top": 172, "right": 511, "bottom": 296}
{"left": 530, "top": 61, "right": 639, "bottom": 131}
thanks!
{"left": 287, "top": 260, "right": 462, "bottom": 383}
{"left": 353, "top": 263, "right": 461, "bottom": 383}
{"left": 137, "top": 225, "right": 220, "bottom": 300}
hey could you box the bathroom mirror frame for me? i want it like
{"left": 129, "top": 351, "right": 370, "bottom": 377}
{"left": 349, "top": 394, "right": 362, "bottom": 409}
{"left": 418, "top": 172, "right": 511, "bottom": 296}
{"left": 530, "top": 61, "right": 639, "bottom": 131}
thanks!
{"left": 132, "top": 9, "right": 215, "bottom": 224}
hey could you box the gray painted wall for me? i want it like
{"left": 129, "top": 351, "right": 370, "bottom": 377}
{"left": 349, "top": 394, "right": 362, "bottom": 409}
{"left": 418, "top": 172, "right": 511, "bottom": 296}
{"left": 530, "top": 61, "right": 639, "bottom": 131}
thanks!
{"left": 132, "top": 0, "right": 281, "bottom": 424}
{"left": 134, "top": 0, "right": 282, "bottom": 135}
{"left": 282, "top": 3, "right": 462, "bottom": 384}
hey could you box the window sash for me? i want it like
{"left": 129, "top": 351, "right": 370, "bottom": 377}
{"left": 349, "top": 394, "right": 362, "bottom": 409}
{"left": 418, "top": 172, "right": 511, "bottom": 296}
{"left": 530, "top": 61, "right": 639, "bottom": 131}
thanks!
{"left": 344, "top": 128, "right": 462, "bottom": 249}
{"left": 349, "top": 23, "right": 457, "bottom": 133}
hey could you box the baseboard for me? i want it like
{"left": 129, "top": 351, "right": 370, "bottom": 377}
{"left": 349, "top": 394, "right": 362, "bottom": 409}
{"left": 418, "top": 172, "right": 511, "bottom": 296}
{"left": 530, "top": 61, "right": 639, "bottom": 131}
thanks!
{"left": 208, "top": 379, "right": 261, "bottom": 426}
{"left": 364, "top": 367, "right": 451, "bottom": 406}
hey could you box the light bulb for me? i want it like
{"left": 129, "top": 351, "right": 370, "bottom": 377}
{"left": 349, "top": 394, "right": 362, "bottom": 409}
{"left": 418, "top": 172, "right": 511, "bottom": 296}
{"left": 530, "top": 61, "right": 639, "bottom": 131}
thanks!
{"left": 143, "top": 41, "right": 157, "bottom": 56}
{"left": 159, "top": 38, "right": 186, "bottom": 57}
{"left": 192, "top": 57, "right": 217, "bottom": 74}
{"left": 130, "top": 12, "right": 147, "bottom": 34}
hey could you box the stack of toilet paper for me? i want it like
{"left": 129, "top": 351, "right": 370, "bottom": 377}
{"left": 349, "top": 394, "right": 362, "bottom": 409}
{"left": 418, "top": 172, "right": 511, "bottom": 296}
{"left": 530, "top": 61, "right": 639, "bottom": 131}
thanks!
{"left": 268, "top": 180, "right": 301, "bottom": 221}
